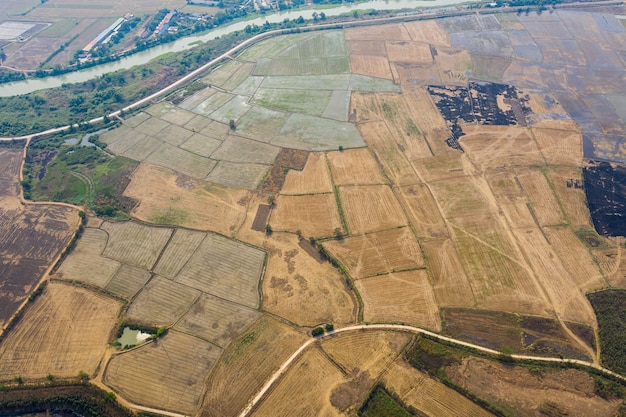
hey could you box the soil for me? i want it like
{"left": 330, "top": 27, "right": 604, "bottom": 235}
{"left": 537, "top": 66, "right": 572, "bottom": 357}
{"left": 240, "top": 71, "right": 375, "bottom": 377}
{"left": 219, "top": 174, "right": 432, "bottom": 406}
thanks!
{"left": 258, "top": 148, "right": 308, "bottom": 196}
{"left": 251, "top": 204, "right": 271, "bottom": 232}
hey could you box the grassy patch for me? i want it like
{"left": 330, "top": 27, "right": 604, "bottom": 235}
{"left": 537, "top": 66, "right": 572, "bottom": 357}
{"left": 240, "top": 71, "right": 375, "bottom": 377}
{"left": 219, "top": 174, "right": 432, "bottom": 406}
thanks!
{"left": 24, "top": 130, "right": 138, "bottom": 216}
{"left": 359, "top": 385, "right": 414, "bottom": 417}
{"left": 588, "top": 289, "right": 626, "bottom": 375}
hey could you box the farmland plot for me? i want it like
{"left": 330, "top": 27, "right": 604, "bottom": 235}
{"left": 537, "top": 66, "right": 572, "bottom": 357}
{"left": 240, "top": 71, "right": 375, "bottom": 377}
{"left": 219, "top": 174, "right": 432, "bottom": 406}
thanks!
{"left": 178, "top": 132, "right": 222, "bottom": 157}
{"left": 271, "top": 193, "right": 343, "bottom": 238}
{"left": 323, "top": 227, "right": 423, "bottom": 279}
{"left": 386, "top": 41, "right": 432, "bottom": 64}
{"left": 281, "top": 152, "right": 333, "bottom": 195}
{"left": 262, "top": 232, "right": 356, "bottom": 326}
{"left": 459, "top": 125, "right": 545, "bottom": 170}
{"left": 253, "top": 347, "right": 345, "bottom": 417}
{"left": 356, "top": 270, "right": 441, "bottom": 330}
{"left": 0, "top": 146, "right": 78, "bottom": 327}
{"left": 0, "top": 282, "right": 119, "bottom": 380}
{"left": 123, "top": 163, "right": 248, "bottom": 235}
{"left": 532, "top": 126, "right": 583, "bottom": 166}
{"left": 447, "top": 357, "right": 621, "bottom": 417}
{"left": 350, "top": 55, "right": 393, "bottom": 80}
{"left": 174, "top": 293, "right": 260, "bottom": 348}
{"left": 54, "top": 249, "right": 121, "bottom": 288}
{"left": 174, "top": 233, "right": 265, "bottom": 308}
{"left": 105, "top": 264, "right": 152, "bottom": 299}
{"left": 210, "top": 136, "right": 279, "bottom": 165}
{"left": 422, "top": 238, "right": 476, "bottom": 308}
{"left": 382, "top": 359, "right": 495, "bottom": 417}
{"left": 104, "top": 330, "right": 221, "bottom": 415}
{"left": 544, "top": 166, "right": 591, "bottom": 228}
{"left": 321, "top": 330, "right": 411, "bottom": 378}
{"left": 403, "top": 20, "right": 450, "bottom": 46}
{"left": 339, "top": 185, "right": 408, "bottom": 234}
{"left": 101, "top": 221, "right": 172, "bottom": 269}
{"left": 232, "top": 106, "right": 289, "bottom": 143}
{"left": 153, "top": 228, "right": 206, "bottom": 279}
{"left": 145, "top": 143, "right": 217, "bottom": 179}
{"left": 201, "top": 315, "right": 308, "bottom": 417}
{"left": 206, "top": 161, "right": 269, "bottom": 189}
{"left": 126, "top": 275, "right": 200, "bottom": 326}
{"left": 345, "top": 24, "right": 411, "bottom": 41}
{"left": 516, "top": 169, "right": 565, "bottom": 226}
{"left": 327, "top": 148, "right": 386, "bottom": 186}
{"left": 396, "top": 184, "right": 448, "bottom": 239}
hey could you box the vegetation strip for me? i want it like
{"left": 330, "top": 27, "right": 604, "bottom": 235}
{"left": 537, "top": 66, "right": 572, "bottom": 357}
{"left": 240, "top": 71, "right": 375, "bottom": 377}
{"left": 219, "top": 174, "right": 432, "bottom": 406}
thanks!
{"left": 238, "top": 324, "right": 626, "bottom": 417}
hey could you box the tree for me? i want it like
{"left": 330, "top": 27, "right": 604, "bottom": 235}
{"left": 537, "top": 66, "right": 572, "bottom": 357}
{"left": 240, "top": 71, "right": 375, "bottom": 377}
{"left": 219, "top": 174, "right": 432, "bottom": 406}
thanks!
{"left": 320, "top": 12, "right": 326, "bottom": 20}
{"left": 311, "top": 327, "right": 324, "bottom": 337}
{"left": 229, "top": 119, "right": 236, "bottom": 130}
{"left": 77, "top": 370, "right": 89, "bottom": 382}
{"left": 265, "top": 223, "right": 272, "bottom": 234}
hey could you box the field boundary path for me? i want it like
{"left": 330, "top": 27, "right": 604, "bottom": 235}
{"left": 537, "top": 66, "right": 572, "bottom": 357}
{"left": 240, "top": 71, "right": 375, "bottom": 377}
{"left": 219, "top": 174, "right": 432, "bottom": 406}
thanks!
{"left": 237, "top": 323, "right": 626, "bottom": 417}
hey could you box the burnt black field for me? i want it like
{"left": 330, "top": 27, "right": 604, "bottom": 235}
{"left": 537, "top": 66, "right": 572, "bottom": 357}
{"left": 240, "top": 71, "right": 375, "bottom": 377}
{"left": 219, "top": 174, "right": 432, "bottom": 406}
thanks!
{"left": 428, "top": 81, "right": 530, "bottom": 151}
{"left": 583, "top": 161, "right": 626, "bottom": 237}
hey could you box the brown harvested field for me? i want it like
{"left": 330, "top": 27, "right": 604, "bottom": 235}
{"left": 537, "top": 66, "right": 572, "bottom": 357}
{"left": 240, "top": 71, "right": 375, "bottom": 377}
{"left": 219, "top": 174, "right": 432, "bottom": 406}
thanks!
{"left": 544, "top": 166, "right": 591, "bottom": 228}
{"left": 0, "top": 282, "right": 119, "bottom": 380}
{"left": 449, "top": 221, "right": 550, "bottom": 317}
{"left": 413, "top": 151, "right": 465, "bottom": 183}
{"left": 357, "top": 120, "right": 421, "bottom": 185}
{"left": 356, "top": 270, "right": 441, "bottom": 331}
{"left": 346, "top": 40, "right": 387, "bottom": 56}
{"left": 381, "top": 359, "right": 495, "bottom": 417}
{"left": 401, "top": 89, "right": 449, "bottom": 136}
{"left": 516, "top": 169, "right": 566, "bottom": 226}
{"left": 0, "top": 147, "right": 78, "bottom": 327}
{"left": 101, "top": 221, "right": 172, "bottom": 269}
{"left": 349, "top": 55, "right": 393, "bottom": 80}
{"left": 428, "top": 176, "right": 491, "bottom": 219}
{"left": 349, "top": 92, "right": 383, "bottom": 123}
{"left": 532, "top": 127, "right": 582, "bottom": 165}
{"left": 270, "top": 193, "right": 343, "bottom": 238}
{"left": 252, "top": 347, "right": 345, "bottom": 417}
{"left": 280, "top": 152, "right": 333, "bottom": 195}
{"left": 421, "top": 239, "right": 476, "bottom": 308}
{"left": 526, "top": 93, "right": 568, "bottom": 117}
{"left": 447, "top": 357, "right": 622, "bottom": 417}
{"left": 372, "top": 93, "right": 435, "bottom": 161}
{"left": 512, "top": 226, "right": 595, "bottom": 327}
{"left": 153, "top": 228, "right": 206, "bottom": 279}
{"left": 105, "top": 264, "right": 151, "bottom": 299}
{"left": 434, "top": 46, "right": 472, "bottom": 85}
{"left": 174, "top": 293, "right": 260, "bottom": 348}
{"left": 544, "top": 226, "right": 606, "bottom": 291}
{"left": 200, "top": 315, "right": 308, "bottom": 417}
{"left": 339, "top": 185, "right": 407, "bottom": 234}
{"left": 327, "top": 148, "right": 385, "bottom": 186}
{"left": 386, "top": 41, "right": 432, "bottom": 64}
{"left": 54, "top": 249, "right": 121, "bottom": 288}
{"left": 174, "top": 233, "right": 265, "bottom": 309}
{"left": 104, "top": 330, "right": 221, "bottom": 415}
{"left": 123, "top": 163, "right": 248, "bottom": 236}
{"left": 126, "top": 276, "right": 200, "bottom": 326}
{"left": 321, "top": 330, "right": 411, "bottom": 377}
{"left": 262, "top": 232, "right": 356, "bottom": 326}
{"left": 322, "top": 227, "right": 423, "bottom": 279}
{"left": 396, "top": 183, "right": 448, "bottom": 239}
{"left": 459, "top": 125, "right": 545, "bottom": 170}
{"left": 403, "top": 20, "right": 450, "bottom": 46}
{"left": 344, "top": 24, "right": 411, "bottom": 41}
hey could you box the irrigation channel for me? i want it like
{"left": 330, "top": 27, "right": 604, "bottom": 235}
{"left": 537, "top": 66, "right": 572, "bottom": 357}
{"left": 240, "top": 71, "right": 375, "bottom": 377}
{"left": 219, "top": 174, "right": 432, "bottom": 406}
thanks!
{"left": 0, "top": 0, "right": 472, "bottom": 97}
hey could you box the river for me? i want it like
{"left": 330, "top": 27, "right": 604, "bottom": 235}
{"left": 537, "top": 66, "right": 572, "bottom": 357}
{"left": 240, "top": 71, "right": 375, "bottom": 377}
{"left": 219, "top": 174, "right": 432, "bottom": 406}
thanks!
{"left": 0, "top": 0, "right": 471, "bottom": 97}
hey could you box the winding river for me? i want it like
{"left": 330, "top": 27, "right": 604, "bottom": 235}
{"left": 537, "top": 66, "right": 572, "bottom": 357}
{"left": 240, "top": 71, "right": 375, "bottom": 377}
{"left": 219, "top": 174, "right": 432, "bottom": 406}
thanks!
{"left": 0, "top": 0, "right": 471, "bottom": 97}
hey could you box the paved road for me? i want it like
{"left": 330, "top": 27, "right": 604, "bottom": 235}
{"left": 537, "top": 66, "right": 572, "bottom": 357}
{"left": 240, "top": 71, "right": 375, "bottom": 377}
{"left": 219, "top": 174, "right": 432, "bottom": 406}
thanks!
{"left": 238, "top": 323, "right": 626, "bottom": 417}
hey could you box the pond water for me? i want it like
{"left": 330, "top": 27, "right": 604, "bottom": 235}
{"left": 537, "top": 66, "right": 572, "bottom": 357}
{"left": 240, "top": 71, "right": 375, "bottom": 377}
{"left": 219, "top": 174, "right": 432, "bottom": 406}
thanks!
{"left": 0, "top": 0, "right": 472, "bottom": 97}
{"left": 117, "top": 327, "right": 152, "bottom": 347}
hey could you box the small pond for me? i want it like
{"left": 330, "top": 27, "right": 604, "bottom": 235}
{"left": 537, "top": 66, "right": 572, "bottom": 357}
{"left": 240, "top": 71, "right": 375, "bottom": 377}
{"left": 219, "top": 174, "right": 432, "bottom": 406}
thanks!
{"left": 117, "top": 327, "right": 152, "bottom": 347}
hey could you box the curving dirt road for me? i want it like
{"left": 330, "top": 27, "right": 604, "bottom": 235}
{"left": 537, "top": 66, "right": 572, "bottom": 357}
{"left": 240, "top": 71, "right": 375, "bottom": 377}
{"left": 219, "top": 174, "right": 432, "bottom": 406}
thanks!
{"left": 237, "top": 323, "right": 626, "bottom": 417}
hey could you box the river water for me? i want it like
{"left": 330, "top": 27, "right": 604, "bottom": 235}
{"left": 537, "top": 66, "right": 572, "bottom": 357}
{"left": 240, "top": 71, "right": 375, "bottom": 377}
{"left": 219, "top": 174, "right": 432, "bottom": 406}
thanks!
{"left": 0, "top": 0, "right": 469, "bottom": 97}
